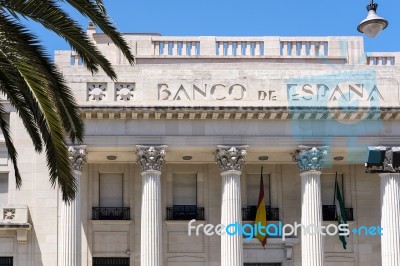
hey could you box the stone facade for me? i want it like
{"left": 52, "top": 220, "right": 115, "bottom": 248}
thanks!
{"left": 1, "top": 27, "right": 400, "bottom": 266}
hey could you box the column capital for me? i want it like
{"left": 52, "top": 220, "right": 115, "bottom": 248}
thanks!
{"left": 292, "top": 145, "right": 328, "bottom": 172}
{"left": 136, "top": 145, "right": 167, "bottom": 172}
{"left": 366, "top": 146, "right": 400, "bottom": 173}
{"left": 68, "top": 145, "right": 87, "bottom": 172}
{"left": 215, "top": 145, "right": 248, "bottom": 172}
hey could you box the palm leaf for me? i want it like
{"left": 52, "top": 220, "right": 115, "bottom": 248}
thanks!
{"left": 0, "top": 59, "right": 43, "bottom": 152}
{"left": 0, "top": 104, "right": 22, "bottom": 187}
{"left": 0, "top": 12, "right": 77, "bottom": 201}
{"left": 63, "top": 0, "right": 135, "bottom": 65}
{"left": 0, "top": 0, "right": 134, "bottom": 202}
{"left": 1, "top": 0, "right": 118, "bottom": 80}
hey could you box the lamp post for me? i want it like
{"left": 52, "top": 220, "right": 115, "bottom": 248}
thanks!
{"left": 357, "top": 0, "right": 388, "bottom": 38}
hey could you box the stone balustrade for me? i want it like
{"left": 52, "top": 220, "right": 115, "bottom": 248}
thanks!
{"left": 54, "top": 35, "right": 399, "bottom": 67}
{"left": 367, "top": 52, "right": 400, "bottom": 66}
{"left": 215, "top": 37, "right": 264, "bottom": 56}
{"left": 152, "top": 37, "right": 201, "bottom": 56}
{"left": 280, "top": 39, "right": 328, "bottom": 57}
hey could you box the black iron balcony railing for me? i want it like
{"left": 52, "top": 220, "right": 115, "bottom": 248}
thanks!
{"left": 322, "top": 205, "right": 354, "bottom": 221}
{"left": 166, "top": 205, "right": 205, "bottom": 220}
{"left": 242, "top": 206, "right": 280, "bottom": 221}
{"left": 244, "top": 263, "right": 282, "bottom": 266}
{"left": 0, "top": 257, "right": 13, "bottom": 266}
{"left": 92, "top": 207, "right": 130, "bottom": 220}
{"left": 93, "top": 257, "right": 130, "bottom": 266}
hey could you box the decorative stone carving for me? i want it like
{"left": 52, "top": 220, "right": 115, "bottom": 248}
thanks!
{"left": 68, "top": 145, "right": 87, "bottom": 172}
{"left": 365, "top": 147, "right": 400, "bottom": 173}
{"left": 383, "top": 148, "right": 400, "bottom": 172}
{"left": 88, "top": 83, "right": 107, "bottom": 101}
{"left": 215, "top": 145, "right": 248, "bottom": 172}
{"left": 292, "top": 145, "right": 328, "bottom": 172}
{"left": 116, "top": 83, "right": 135, "bottom": 101}
{"left": 136, "top": 145, "right": 167, "bottom": 171}
{"left": 3, "top": 208, "right": 15, "bottom": 220}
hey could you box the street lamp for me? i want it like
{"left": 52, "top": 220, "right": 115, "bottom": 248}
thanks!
{"left": 357, "top": 0, "right": 388, "bottom": 38}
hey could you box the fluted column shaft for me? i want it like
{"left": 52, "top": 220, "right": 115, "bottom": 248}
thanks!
{"left": 59, "top": 170, "right": 81, "bottom": 266}
{"left": 300, "top": 171, "right": 324, "bottom": 266}
{"left": 59, "top": 146, "right": 86, "bottom": 266}
{"left": 379, "top": 173, "right": 400, "bottom": 266}
{"left": 141, "top": 170, "right": 162, "bottom": 266}
{"left": 137, "top": 145, "right": 166, "bottom": 266}
{"left": 221, "top": 170, "right": 243, "bottom": 266}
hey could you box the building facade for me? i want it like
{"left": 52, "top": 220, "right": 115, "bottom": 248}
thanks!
{"left": 1, "top": 26, "right": 400, "bottom": 266}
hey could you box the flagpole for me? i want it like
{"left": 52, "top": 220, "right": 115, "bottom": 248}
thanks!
{"left": 255, "top": 166, "right": 267, "bottom": 247}
{"left": 334, "top": 172, "right": 337, "bottom": 205}
{"left": 342, "top": 174, "right": 345, "bottom": 206}
{"left": 268, "top": 172, "right": 271, "bottom": 207}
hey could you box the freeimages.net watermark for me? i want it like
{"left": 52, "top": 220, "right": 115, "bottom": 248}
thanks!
{"left": 188, "top": 220, "right": 383, "bottom": 241}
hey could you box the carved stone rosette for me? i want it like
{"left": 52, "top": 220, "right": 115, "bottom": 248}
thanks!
{"left": 136, "top": 145, "right": 167, "bottom": 172}
{"left": 292, "top": 145, "right": 328, "bottom": 172}
{"left": 215, "top": 145, "right": 248, "bottom": 172}
{"left": 68, "top": 145, "right": 87, "bottom": 172}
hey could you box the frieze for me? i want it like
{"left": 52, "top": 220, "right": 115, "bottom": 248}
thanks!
{"left": 84, "top": 80, "right": 391, "bottom": 104}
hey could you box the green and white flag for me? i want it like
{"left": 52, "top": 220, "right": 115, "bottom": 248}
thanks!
{"left": 335, "top": 174, "right": 347, "bottom": 249}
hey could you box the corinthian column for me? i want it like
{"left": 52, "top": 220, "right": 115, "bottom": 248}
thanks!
{"left": 137, "top": 145, "right": 167, "bottom": 266}
{"left": 293, "top": 145, "right": 328, "bottom": 266}
{"left": 380, "top": 172, "right": 400, "bottom": 265}
{"left": 373, "top": 148, "right": 400, "bottom": 265}
{"left": 59, "top": 145, "right": 87, "bottom": 266}
{"left": 215, "top": 145, "right": 248, "bottom": 266}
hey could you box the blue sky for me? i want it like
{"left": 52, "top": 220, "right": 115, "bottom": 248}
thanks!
{"left": 27, "top": 0, "right": 400, "bottom": 56}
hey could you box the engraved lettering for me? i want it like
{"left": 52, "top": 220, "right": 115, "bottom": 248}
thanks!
{"left": 229, "top": 84, "right": 246, "bottom": 100}
{"left": 302, "top": 84, "right": 314, "bottom": 101}
{"left": 173, "top": 85, "right": 191, "bottom": 100}
{"left": 258, "top": 91, "right": 267, "bottom": 100}
{"left": 193, "top": 84, "right": 207, "bottom": 100}
{"left": 210, "top": 84, "right": 226, "bottom": 100}
{"left": 158, "top": 83, "right": 171, "bottom": 100}
{"left": 367, "top": 85, "right": 384, "bottom": 101}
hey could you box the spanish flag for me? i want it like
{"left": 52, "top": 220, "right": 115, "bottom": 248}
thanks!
{"left": 254, "top": 167, "right": 267, "bottom": 246}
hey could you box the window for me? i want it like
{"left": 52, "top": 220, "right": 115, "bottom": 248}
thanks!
{"left": 242, "top": 173, "right": 279, "bottom": 221}
{"left": 173, "top": 174, "right": 196, "bottom": 205}
{"left": 0, "top": 257, "right": 13, "bottom": 266}
{"left": 92, "top": 173, "right": 129, "bottom": 220}
{"left": 167, "top": 173, "right": 204, "bottom": 220}
{"left": 321, "top": 173, "right": 344, "bottom": 205}
{"left": 99, "top": 173, "right": 123, "bottom": 207}
{"left": 93, "top": 257, "right": 129, "bottom": 266}
{"left": 0, "top": 173, "right": 8, "bottom": 205}
{"left": 247, "top": 173, "right": 270, "bottom": 206}
{"left": 321, "top": 173, "right": 353, "bottom": 221}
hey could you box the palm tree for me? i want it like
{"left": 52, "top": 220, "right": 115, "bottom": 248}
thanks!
{"left": 0, "top": 0, "right": 134, "bottom": 202}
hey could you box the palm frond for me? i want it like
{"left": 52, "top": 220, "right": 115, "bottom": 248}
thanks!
{"left": 0, "top": 104, "right": 22, "bottom": 187}
{"left": 64, "top": 0, "right": 135, "bottom": 65}
{"left": 1, "top": 0, "right": 118, "bottom": 80}
{"left": 0, "top": 0, "right": 132, "bottom": 202}
{"left": 0, "top": 12, "right": 78, "bottom": 201}
{"left": 0, "top": 59, "right": 43, "bottom": 152}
